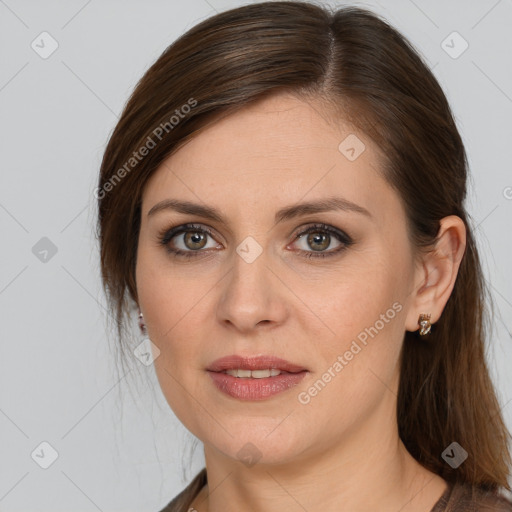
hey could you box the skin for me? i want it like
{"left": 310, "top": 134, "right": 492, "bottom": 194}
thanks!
{"left": 135, "top": 91, "right": 466, "bottom": 512}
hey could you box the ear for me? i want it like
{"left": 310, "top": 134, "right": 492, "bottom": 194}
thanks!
{"left": 405, "top": 215, "right": 467, "bottom": 333}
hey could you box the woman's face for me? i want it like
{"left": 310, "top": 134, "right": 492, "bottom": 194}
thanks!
{"left": 136, "top": 91, "right": 420, "bottom": 466}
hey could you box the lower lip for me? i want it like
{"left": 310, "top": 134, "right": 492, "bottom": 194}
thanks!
{"left": 207, "top": 371, "right": 308, "bottom": 401}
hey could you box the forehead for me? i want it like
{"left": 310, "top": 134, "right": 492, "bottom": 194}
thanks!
{"left": 142, "top": 92, "right": 398, "bottom": 226}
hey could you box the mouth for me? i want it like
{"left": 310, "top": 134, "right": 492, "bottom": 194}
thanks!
{"left": 207, "top": 355, "right": 309, "bottom": 402}
{"left": 206, "top": 355, "right": 308, "bottom": 401}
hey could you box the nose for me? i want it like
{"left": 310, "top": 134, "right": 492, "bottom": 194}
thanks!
{"left": 216, "top": 245, "right": 289, "bottom": 333}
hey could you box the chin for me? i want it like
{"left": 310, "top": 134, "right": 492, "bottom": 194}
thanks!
{"left": 200, "top": 422, "right": 308, "bottom": 467}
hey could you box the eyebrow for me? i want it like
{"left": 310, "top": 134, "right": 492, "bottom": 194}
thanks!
{"left": 147, "top": 196, "right": 373, "bottom": 224}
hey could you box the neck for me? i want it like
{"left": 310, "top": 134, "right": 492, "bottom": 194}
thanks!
{"left": 192, "top": 394, "right": 447, "bottom": 512}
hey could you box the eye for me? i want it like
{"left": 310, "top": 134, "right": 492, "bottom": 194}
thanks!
{"left": 159, "top": 223, "right": 219, "bottom": 258}
{"left": 158, "top": 222, "right": 353, "bottom": 259}
{"left": 289, "top": 223, "right": 353, "bottom": 259}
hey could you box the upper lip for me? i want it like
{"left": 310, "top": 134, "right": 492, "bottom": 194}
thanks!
{"left": 207, "top": 355, "right": 307, "bottom": 373}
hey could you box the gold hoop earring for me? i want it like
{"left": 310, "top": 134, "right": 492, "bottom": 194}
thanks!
{"left": 418, "top": 313, "right": 432, "bottom": 336}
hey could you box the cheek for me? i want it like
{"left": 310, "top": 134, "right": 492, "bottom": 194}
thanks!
{"left": 136, "top": 257, "right": 204, "bottom": 362}
{"left": 135, "top": 246, "right": 216, "bottom": 426}
{"left": 298, "top": 253, "right": 407, "bottom": 394}
{"left": 136, "top": 235, "right": 210, "bottom": 334}
{"left": 291, "top": 282, "right": 405, "bottom": 441}
{"left": 306, "top": 252, "right": 403, "bottom": 336}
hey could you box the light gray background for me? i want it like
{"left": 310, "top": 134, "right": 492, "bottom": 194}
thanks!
{"left": 1, "top": 0, "right": 511, "bottom": 510}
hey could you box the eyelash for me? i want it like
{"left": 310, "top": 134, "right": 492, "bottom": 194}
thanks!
{"left": 158, "top": 222, "right": 354, "bottom": 260}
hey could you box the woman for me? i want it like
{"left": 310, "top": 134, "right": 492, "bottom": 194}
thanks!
{"left": 96, "top": 2, "right": 512, "bottom": 510}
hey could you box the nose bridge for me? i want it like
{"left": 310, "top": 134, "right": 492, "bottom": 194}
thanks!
{"left": 230, "top": 235, "right": 272, "bottom": 302}
{"left": 217, "top": 235, "right": 285, "bottom": 330}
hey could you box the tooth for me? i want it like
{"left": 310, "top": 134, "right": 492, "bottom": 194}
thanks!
{"left": 224, "top": 368, "right": 283, "bottom": 378}
{"left": 251, "top": 369, "right": 271, "bottom": 378}
{"left": 227, "top": 369, "right": 251, "bottom": 377}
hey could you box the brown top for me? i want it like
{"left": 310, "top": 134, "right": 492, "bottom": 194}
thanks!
{"left": 160, "top": 469, "right": 512, "bottom": 512}
{"left": 429, "top": 481, "right": 512, "bottom": 512}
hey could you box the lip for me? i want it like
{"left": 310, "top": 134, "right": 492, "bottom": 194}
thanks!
{"left": 208, "top": 371, "right": 307, "bottom": 401}
{"left": 206, "top": 355, "right": 307, "bottom": 373}
{"left": 206, "top": 355, "right": 308, "bottom": 401}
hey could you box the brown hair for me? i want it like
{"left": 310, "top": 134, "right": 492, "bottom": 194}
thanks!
{"left": 97, "top": 1, "right": 511, "bottom": 508}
